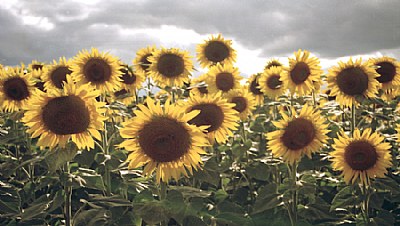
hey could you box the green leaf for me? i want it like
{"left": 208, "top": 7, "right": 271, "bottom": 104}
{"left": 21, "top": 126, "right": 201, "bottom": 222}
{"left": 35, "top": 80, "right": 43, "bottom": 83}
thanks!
{"left": 214, "top": 189, "right": 228, "bottom": 203}
{"left": 371, "top": 210, "right": 395, "bottom": 226}
{"left": 0, "top": 182, "right": 21, "bottom": 214}
{"left": 252, "top": 184, "right": 281, "bottom": 214}
{"left": 45, "top": 144, "right": 78, "bottom": 171}
{"left": 246, "top": 162, "right": 270, "bottom": 181}
{"left": 135, "top": 201, "right": 168, "bottom": 225}
{"left": 73, "top": 209, "right": 108, "bottom": 226}
{"left": 217, "top": 200, "right": 244, "bottom": 214}
{"left": 20, "top": 195, "right": 51, "bottom": 221}
{"left": 182, "top": 215, "right": 207, "bottom": 226}
{"left": 330, "top": 186, "right": 361, "bottom": 212}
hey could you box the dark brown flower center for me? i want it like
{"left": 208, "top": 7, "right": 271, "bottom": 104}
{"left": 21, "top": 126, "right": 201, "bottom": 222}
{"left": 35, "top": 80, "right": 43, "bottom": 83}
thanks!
{"left": 50, "top": 66, "right": 71, "bottom": 89}
{"left": 197, "top": 86, "right": 208, "bottom": 94}
{"left": 42, "top": 95, "right": 90, "bottom": 135}
{"left": 290, "top": 62, "right": 310, "bottom": 84}
{"left": 231, "top": 97, "right": 247, "bottom": 113}
{"left": 376, "top": 62, "right": 396, "bottom": 83}
{"left": 216, "top": 72, "right": 234, "bottom": 92}
{"left": 120, "top": 68, "right": 136, "bottom": 85}
{"left": 188, "top": 103, "right": 224, "bottom": 133}
{"left": 249, "top": 78, "right": 263, "bottom": 95}
{"left": 265, "top": 61, "right": 282, "bottom": 69}
{"left": 138, "top": 117, "right": 191, "bottom": 162}
{"left": 140, "top": 54, "right": 152, "bottom": 71}
{"left": 3, "top": 77, "right": 30, "bottom": 101}
{"left": 35, "top": 81, "right": 45, "bottom": 92}
{"left": 157, "top": 54, "right": 185, "bottom": 78}
{"left": 267, "top": 75, "right": 282, "bottom": 90}
{"left": 114, "top": 89, "right": 129, "bottom": 98}
{"left": 32, "top": 64, "right": 44, "bottom": 71}
{"left": 344, "top": 140, "right": 377, "bottom": 170}
{"left": 336, "top": 67, "right": 369, "bottom": 96}
{"left": 83, "top": 58, "right": 112, "bottom": 84}
{"left": 204, "top": 41, "right": 230, "bottom": 63}
{"left": 281, "top": 118, "right": 315, "bottom": 150}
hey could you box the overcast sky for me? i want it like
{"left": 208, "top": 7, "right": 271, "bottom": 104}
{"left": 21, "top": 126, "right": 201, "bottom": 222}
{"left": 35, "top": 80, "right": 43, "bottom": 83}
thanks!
{"left": 1, "top": 0, "right": 399, "bottom": 76}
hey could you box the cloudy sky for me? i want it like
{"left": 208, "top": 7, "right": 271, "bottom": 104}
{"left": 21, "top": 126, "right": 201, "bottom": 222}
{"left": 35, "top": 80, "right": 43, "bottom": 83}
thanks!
{"left": 1, "top": 0, "right": 399, "bottom": 77}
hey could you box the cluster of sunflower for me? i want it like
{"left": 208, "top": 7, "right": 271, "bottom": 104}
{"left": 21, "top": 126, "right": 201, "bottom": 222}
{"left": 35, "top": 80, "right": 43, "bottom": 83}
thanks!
{"left": 1, "top": 34, "right": 400, "bottom": 224}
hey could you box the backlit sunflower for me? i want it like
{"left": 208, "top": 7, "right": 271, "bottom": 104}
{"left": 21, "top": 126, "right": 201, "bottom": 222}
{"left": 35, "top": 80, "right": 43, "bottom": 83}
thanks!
{"left": 205, "top": 63, "right": 242, "bottom": 95}
{"left": 265, "top": 59, "right": 283, "bottom": 70}
{"left": 224, "top": 88, "right": 256, "bottom": 120}
{"left": 42, "top": 57, "right": 73, "bottom": 91}
{"left": 119, "top": 98, "right": 209, "bottom": 183}
{"left": 22, "top": 75, "right": 106, "bottom": 150}
{"left": 196, "top": 34, "right": 237, "bottom": 68}
{"left": 183, "top": 93, "right": 239, "bottom": 144}
{"left": 258, "top": 66, "right": 287, "bottom": 99}
{"left": 267, "top": 105, "right": 329, "bottom": 164}
{"left": 247, "top": 73, "right": 265, "bottom": 105}
{"left": 71, "top": 48, "right": 122, "bottom": 93}
{"left": 189, "top": 74, "right": 209, "bottom": 96}
{"left": 330, "top": 128, "right": 392, "bottom": 186}
{"left": 327, "top": 58, "right": 380, "bottom": 107}
{"left": 368, "top": 56, "right": 400, "bottom": 92}
{"left": 0, "top": 66, "right": 35, "bottom": 112}
{"left": 148, "top": 48, "right": 193, "bottom": 88}
{"left": 109, "top": 89, "right": 136, "bottom": 106}
{"left": 281, "top": 49, "right": 323, "bottom": 96}
{"left": 133, "top": 45, "right": 157, "bottom": 76}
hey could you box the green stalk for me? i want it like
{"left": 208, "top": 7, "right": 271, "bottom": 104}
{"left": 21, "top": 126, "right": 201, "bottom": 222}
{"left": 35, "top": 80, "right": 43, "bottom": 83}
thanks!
{"left": 100, "top": 95, "right": 112, "bottom": 196}
{"left": 287, "top": 162, "right": 298, "bottom": 226}
{"left": 64, "top": 161, "right": 72, "bottom": 226}
{"left": 361, "top": 183, "right": 370, "bottom": 224}
{"left": 159, "top": 181, "right": 168, "bottom": 226}
{"left": 351, "top": 104, "right": 356, "bottom": 136}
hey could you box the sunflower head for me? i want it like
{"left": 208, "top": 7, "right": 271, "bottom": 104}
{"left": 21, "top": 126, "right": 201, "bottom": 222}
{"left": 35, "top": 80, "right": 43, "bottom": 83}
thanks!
{"left": 196, "top": 34, "right": 237, "bottom": 68}
{"left": 265, "top": 59, "right": 283, "bottom": 70}
{"left": 189, "top": 74, "right": 209, "bottom": 96}
{"left": 133, "top": 45, "right": 157, "bottom": 76}
{"left": 258, "top": 66, "right": 287, "bottom": 99}
{"left": 118, "top": 64, "right": 145, "bottom": 92}
{"left": 0, "top": 66, "right": 35, "bottom": 112}
{"left": 71, "top": 48, "right": 122, "bottom": 93}
{"left": 148, "top": 48, "right": 193, "bottom": 88}
{"left": 224, "top": 88, "right": 256, "bottom": 120}
{"left": 119, "top": 98, "right": 209, "bottom": 183}
{"left": 267, "top": 105, "right": 329, "bottom": 164}
{"left": 28, "top": 60, "right": 46, "bottom": 78}
{"left": 281, "top": 49, "right": 323, "bottom": 96}
{"left": 22, "top": 75, "right": 106, "bottom": 150}
{"left": 183, "top": 93, "right": 239, "bottom": 144}
{"left": 327, "top": 58, "right": 380, "bottom": 107}
{"left": 42, "top": 57, "right": 73, "bottom": 91}
{"left": 331, "top": 128, "right": 392, "bottom": 186}
{"left": 247, "top": 73, "right": 265, "bottom": 105}
{"left": 368, "top": 56, "right": 400, "bottom": 92}
{"left": 205, "top": 63, "right": 242, "bottom": 94}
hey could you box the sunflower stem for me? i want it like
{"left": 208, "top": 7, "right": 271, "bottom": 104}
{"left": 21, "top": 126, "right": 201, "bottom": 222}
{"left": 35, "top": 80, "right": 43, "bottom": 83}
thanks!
{"left": 159, "top": 181, "right": 168, "bottom": 226}
{"left": 64, "top": 161, "right": 72, "bottom": 226}
{"left": 287, "top": 162, "right": 298, "bottom": 226}
{"left": 361, "top": 183, "right": 370, "bottom": 224}
{"left": 101, "top": 95, "right": 112, "bottom": 196}
{"left": 351, "top": 104, "right": 356, "bottom": 136}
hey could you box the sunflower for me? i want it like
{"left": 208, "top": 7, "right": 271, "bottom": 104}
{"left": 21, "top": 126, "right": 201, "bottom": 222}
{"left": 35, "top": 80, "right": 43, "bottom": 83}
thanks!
{"left": 71, "top": 48, "right": 122, "bottom": 93}
{"left": 189, "top": 74, "right": 209, "bottom": 96}
{"left": 42, "top": 57, "right": 73, "bottom": 91}
{"left": 196, "top": 34, "right": 237, "bottom": 68}
{"left": 183, "top": 93, "right": 239, "bottom": 144}
{"left": 133, "top": 45, "right": 157, "bottom": 76}
{"left": 119, "top": 98, "right": 209, "bottom": 183}
{"left": 224, "top": 88, "right": 256, "bottom": 120}
{"left": 205, "top": 63, "right": 242, "bottom": 94}
{"left": 0, "top": 66, "right": 35, "bottom": 112}
{"left": 267, "top": 105, "right": 329, "bottom": 164}
{"left": 148, "top": 48, "right": 193, "bottom": 88}
{"left": 21, "top": 75, "right": 106, "bottom": 150}
{"left": 28, "top": 60, "right": 46, "bottom": 78}
{"left": 368, "top": 56, "right": 400, "bottom": 92}
{"left": 265, "top": 59, "right": 283, "bottom": 70}
{"left": 247, "top": 73, "right": 265, "bottom": 105}
{"left": 330, "top": 128, "right": 392, "bottom": 186}
{"left": 327, "top": 58, "right": 380, "bottom": 107}
{"left": 258, "top": 66, "right": 287, "bottom": 99}
{"left": 119, "top": 64, "right": 145, "bottom": 92}
{"left": 281, "top": 49, "right": 323, "bottom": 96}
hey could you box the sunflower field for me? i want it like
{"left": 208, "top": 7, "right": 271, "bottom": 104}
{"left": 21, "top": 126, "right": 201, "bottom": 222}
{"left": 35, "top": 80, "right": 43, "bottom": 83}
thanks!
{"left": 0, "top": 34, "right": 399, "bottom": 226}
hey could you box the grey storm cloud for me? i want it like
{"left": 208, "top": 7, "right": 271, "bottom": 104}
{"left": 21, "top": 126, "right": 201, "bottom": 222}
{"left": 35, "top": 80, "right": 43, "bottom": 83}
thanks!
{"left": 0, "top": 0, "right": 399, "bottom": 67}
